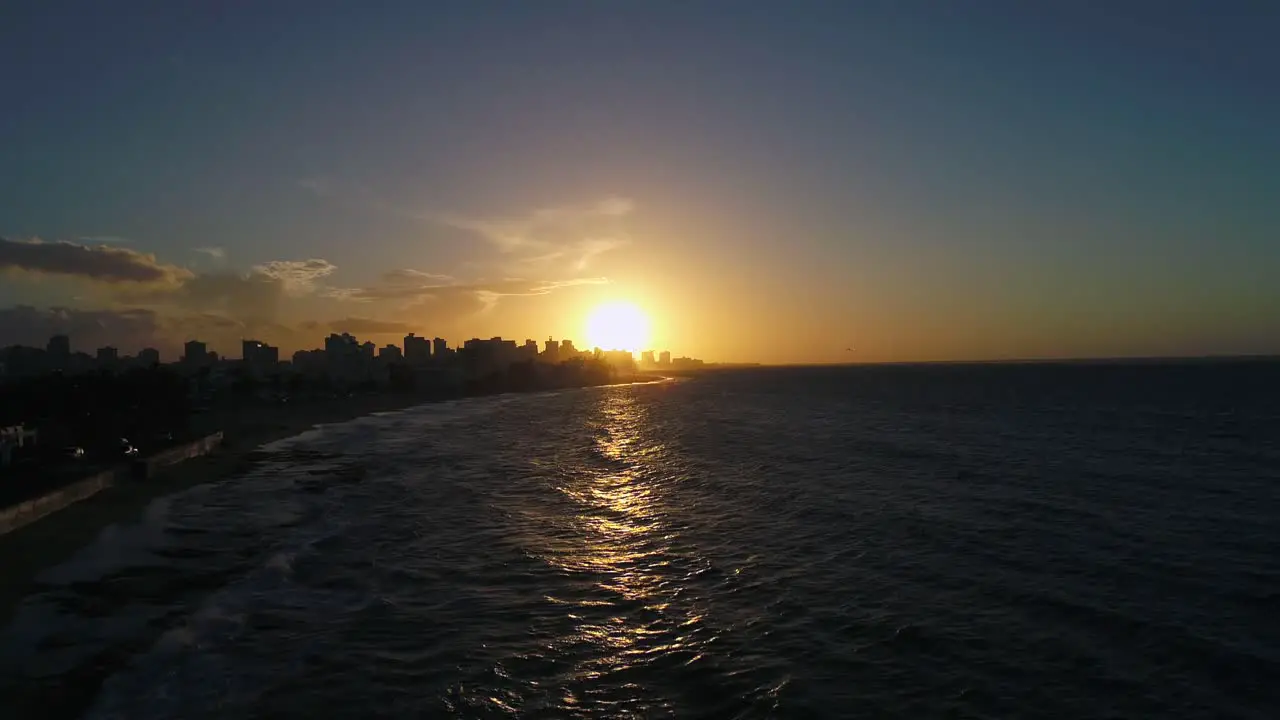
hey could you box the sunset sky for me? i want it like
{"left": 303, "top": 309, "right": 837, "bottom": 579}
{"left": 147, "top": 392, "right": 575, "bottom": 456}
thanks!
{"left": 2, "top": 2, "right": 1277, "bottom": 364}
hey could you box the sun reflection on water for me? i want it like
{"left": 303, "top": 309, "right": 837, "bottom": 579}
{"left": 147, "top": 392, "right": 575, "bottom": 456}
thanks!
{"left": 531, "top": 389, "right": 709, "bottom": 707}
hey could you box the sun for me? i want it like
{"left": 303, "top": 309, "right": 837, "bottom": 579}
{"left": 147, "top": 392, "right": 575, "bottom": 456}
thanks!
{"left": 584, "top": 302, "right": 651, "bottom": 352}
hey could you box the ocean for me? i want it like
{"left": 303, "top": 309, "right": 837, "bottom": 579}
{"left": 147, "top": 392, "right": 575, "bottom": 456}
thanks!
{"left": 2, "top": 363, "right": 1278, "bottom": 718}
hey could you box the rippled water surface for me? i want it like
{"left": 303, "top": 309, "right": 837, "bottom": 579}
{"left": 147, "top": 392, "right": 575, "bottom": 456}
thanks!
{"left": 3, "top": 364, "right": 1279, "bottom": 718}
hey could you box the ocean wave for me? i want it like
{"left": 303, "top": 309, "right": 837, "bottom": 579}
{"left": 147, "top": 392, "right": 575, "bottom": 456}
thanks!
{"left": 2, "top": 366, "right": 1277, "bottom": 718}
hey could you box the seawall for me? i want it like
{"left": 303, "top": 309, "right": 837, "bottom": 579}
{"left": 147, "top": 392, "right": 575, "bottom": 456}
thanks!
{"left": 0, "top": 432, "right": 224, "bottom": 536}
{"left": 0, "top": 469, "right": 116, "bottom": 536}
{"left": 133, "top": 431, "right": 224, "bottom": 480}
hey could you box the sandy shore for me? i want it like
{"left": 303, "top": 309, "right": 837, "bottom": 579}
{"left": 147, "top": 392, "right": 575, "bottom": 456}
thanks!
{"left": 0, "top": 392, "right": 427, "bottom": 623}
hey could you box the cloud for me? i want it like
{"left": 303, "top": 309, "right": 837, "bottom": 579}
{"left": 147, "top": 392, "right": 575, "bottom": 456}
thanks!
{"left": 485, "top": 277, "right": 611, "bottom": 296}
{"left": 0, "top": 305, "right": 301, "bottom": 359}
{"left": 329, "top": 281, "right": 454, "bottom": 303}
{"left": 298, "top": 177, "right": 336, "bottom": 196}
{"left": 0, "top": 237, "right": 191, "bottom": 286}
{"left": 194, "top": 246, "right": 226, "bottom": 259}
{"left": 383, "top": 268, "right": 454, "bottom": 285}
{"left": 250, "top": 259, "right": 337, "bottom": 295}
{"left": 124, "top": 257, "right": 338, "bottom": 317}
{"left": 317, "top": 286, "right": 368, "bottom": 302}
{"left": 0, "top": 305, "right": 165, "bottom": 353}
{"left": 571, "top": 237, "right": 629, "bottom": 271}
{"left": 439, "top": 197, "right": 635, "bottom": 264}
{"left": 319, "top": 268, "right": 458, "bottom": 302}
{"left": 327, "top": 317, "right": 415, "bottom": 335}
{"left": 392, "top": 277, "right": 612, "bottom": 329}
{"left": 170, "top": 272, "right": 285, "bottom": 322}
{"left": 328, "top": 274, "right": 608, "bottom": 305}
{"left": 297, "top": 176, "right": 634, "bottom": 272}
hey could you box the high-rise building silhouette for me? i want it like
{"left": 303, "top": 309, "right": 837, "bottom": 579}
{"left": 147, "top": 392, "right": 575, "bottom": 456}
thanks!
{"left": 242, "top": 339, "right": 279, "bottom": 375}
{"left": 183, "top": 340, "right": 210, "bottom": 367}
{"left": 659, "top": 350, "right": 671, "bottom": 366}
{"left": 138, "top": 348, "right": 160, "bottom": 366}
{"left": 521, "top": 339, "right": 538, "bottom": 361}
{"left": 325, "top": 333, "right": 357, "bottom": 355}
{"left": 46, "top": 335, "right": 70, "bottom": 364}
{"left": 433, "top": 337, "right": 448, "bottom": 356}
{"left": 404, "top": 333, "right": 431, "bottom": 364}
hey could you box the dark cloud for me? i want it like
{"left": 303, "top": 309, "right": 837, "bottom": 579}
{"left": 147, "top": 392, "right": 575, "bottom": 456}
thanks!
{"left": 0, "top": 305, "right": 294, "bottom": 359}
{"left": 327, "top": 317, "right": 416, "bottom": 335}
{"left": 0, "top": 303, "right": 350, "bottom": 360}
{"left": 0, "top": 305, "right": 165, "bottom": 354}
{"left": 1, "top": 243, "right": 606, "bottom": 357}
{"left": 117, "top": 257, "right": 337, "bottom": 328}
{"left": 117, "top": 272, "right": 284, "bottom": 323}
{"left": 174, "top": 273, "right": 284, "bottom": 322}
{"left": 141, "top": 259, "right": 337, "bottom": 324}
{"left": 0, "top": 237, "right": 191, "bottom": 285}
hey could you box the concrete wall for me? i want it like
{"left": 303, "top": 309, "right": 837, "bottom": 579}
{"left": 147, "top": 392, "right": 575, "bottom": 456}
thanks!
{"left": 0, "top": 469, "right": 115, "bottom": 535}
{"left": 135, "top": 432, "right": 224, "bottom": 480}
{"left": 0, "top": 431, "right": 225, "bottom": 535}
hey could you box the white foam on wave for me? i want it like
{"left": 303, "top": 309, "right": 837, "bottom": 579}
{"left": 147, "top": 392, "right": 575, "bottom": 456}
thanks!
{"left": 62, "top": 390, "right": 571, "bottom": 715}
{"left": 0, "top": 490, "right": 210, "bottom": 675}
{"left": 83, "top": 520, "right": 363, "bottom": 719}
{"left": 35, "top": 495, "right": 173, "bottom": 586}
{"left": 264, "top": 550, "right": 295, "bottom": 575}
{"left": 258, "top": 424, "right": 330, "bottom": 452}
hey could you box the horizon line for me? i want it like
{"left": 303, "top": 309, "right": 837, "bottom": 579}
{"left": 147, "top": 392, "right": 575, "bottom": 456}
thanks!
{"left": 706, "top": 353, "right": 1280, "bottom": 368}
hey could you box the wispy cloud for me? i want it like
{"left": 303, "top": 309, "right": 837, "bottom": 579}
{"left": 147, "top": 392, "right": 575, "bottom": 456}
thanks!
{"left": 320, "top": 267, "right": 458, "bottom": 302}
{"left": 317, "top": 286, "right": 368, "bottom": 302}
{"left": 298, "top": 177, "right": 635, "bottom": 272}
{"left": 251, "top": 259, "right": 337, "bottom": 295}
{"left": 437, "top": 197, "right": 635, "bottom": 264}
{"left": 328, "top": 275, "right": 607, "bottom": 305}
{"left": 193, "top": 246, "right": 226, "bottom": 260}
{"left": 382, "top": 268, "right": 455, "bottom": 285}
{"left": 571, "top": 237, "right": 629, "bottom": 271}
{"left": 298, "top": 177, "right": 336, "bottom": 196}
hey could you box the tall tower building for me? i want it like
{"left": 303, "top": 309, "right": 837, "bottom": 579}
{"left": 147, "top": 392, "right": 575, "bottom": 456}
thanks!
{"left": 184, "top": 340, "right": 209, "bottom": 367}
{"left": 46, "top": 334, "right": 71, "bottom": 361}
{"left": 404, "top": 333, "right": 431, "bottom": 364}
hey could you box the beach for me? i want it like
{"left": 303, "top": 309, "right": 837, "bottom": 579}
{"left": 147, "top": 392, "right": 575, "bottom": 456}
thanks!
{"left": 0, "top": 392, "right": 426, "bottom": 624}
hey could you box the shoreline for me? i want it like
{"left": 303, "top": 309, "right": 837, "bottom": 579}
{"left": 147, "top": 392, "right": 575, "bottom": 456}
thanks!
{"left": 0, "top": 391, "right": 426, "bottom": 624}
{"left": 0, "top": 376, "right": 668, "bottom": 623}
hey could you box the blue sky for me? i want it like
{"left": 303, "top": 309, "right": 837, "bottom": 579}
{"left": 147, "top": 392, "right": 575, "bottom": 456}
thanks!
{"left": 2, "top": 1, "right": 1277, "bottom": 362}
